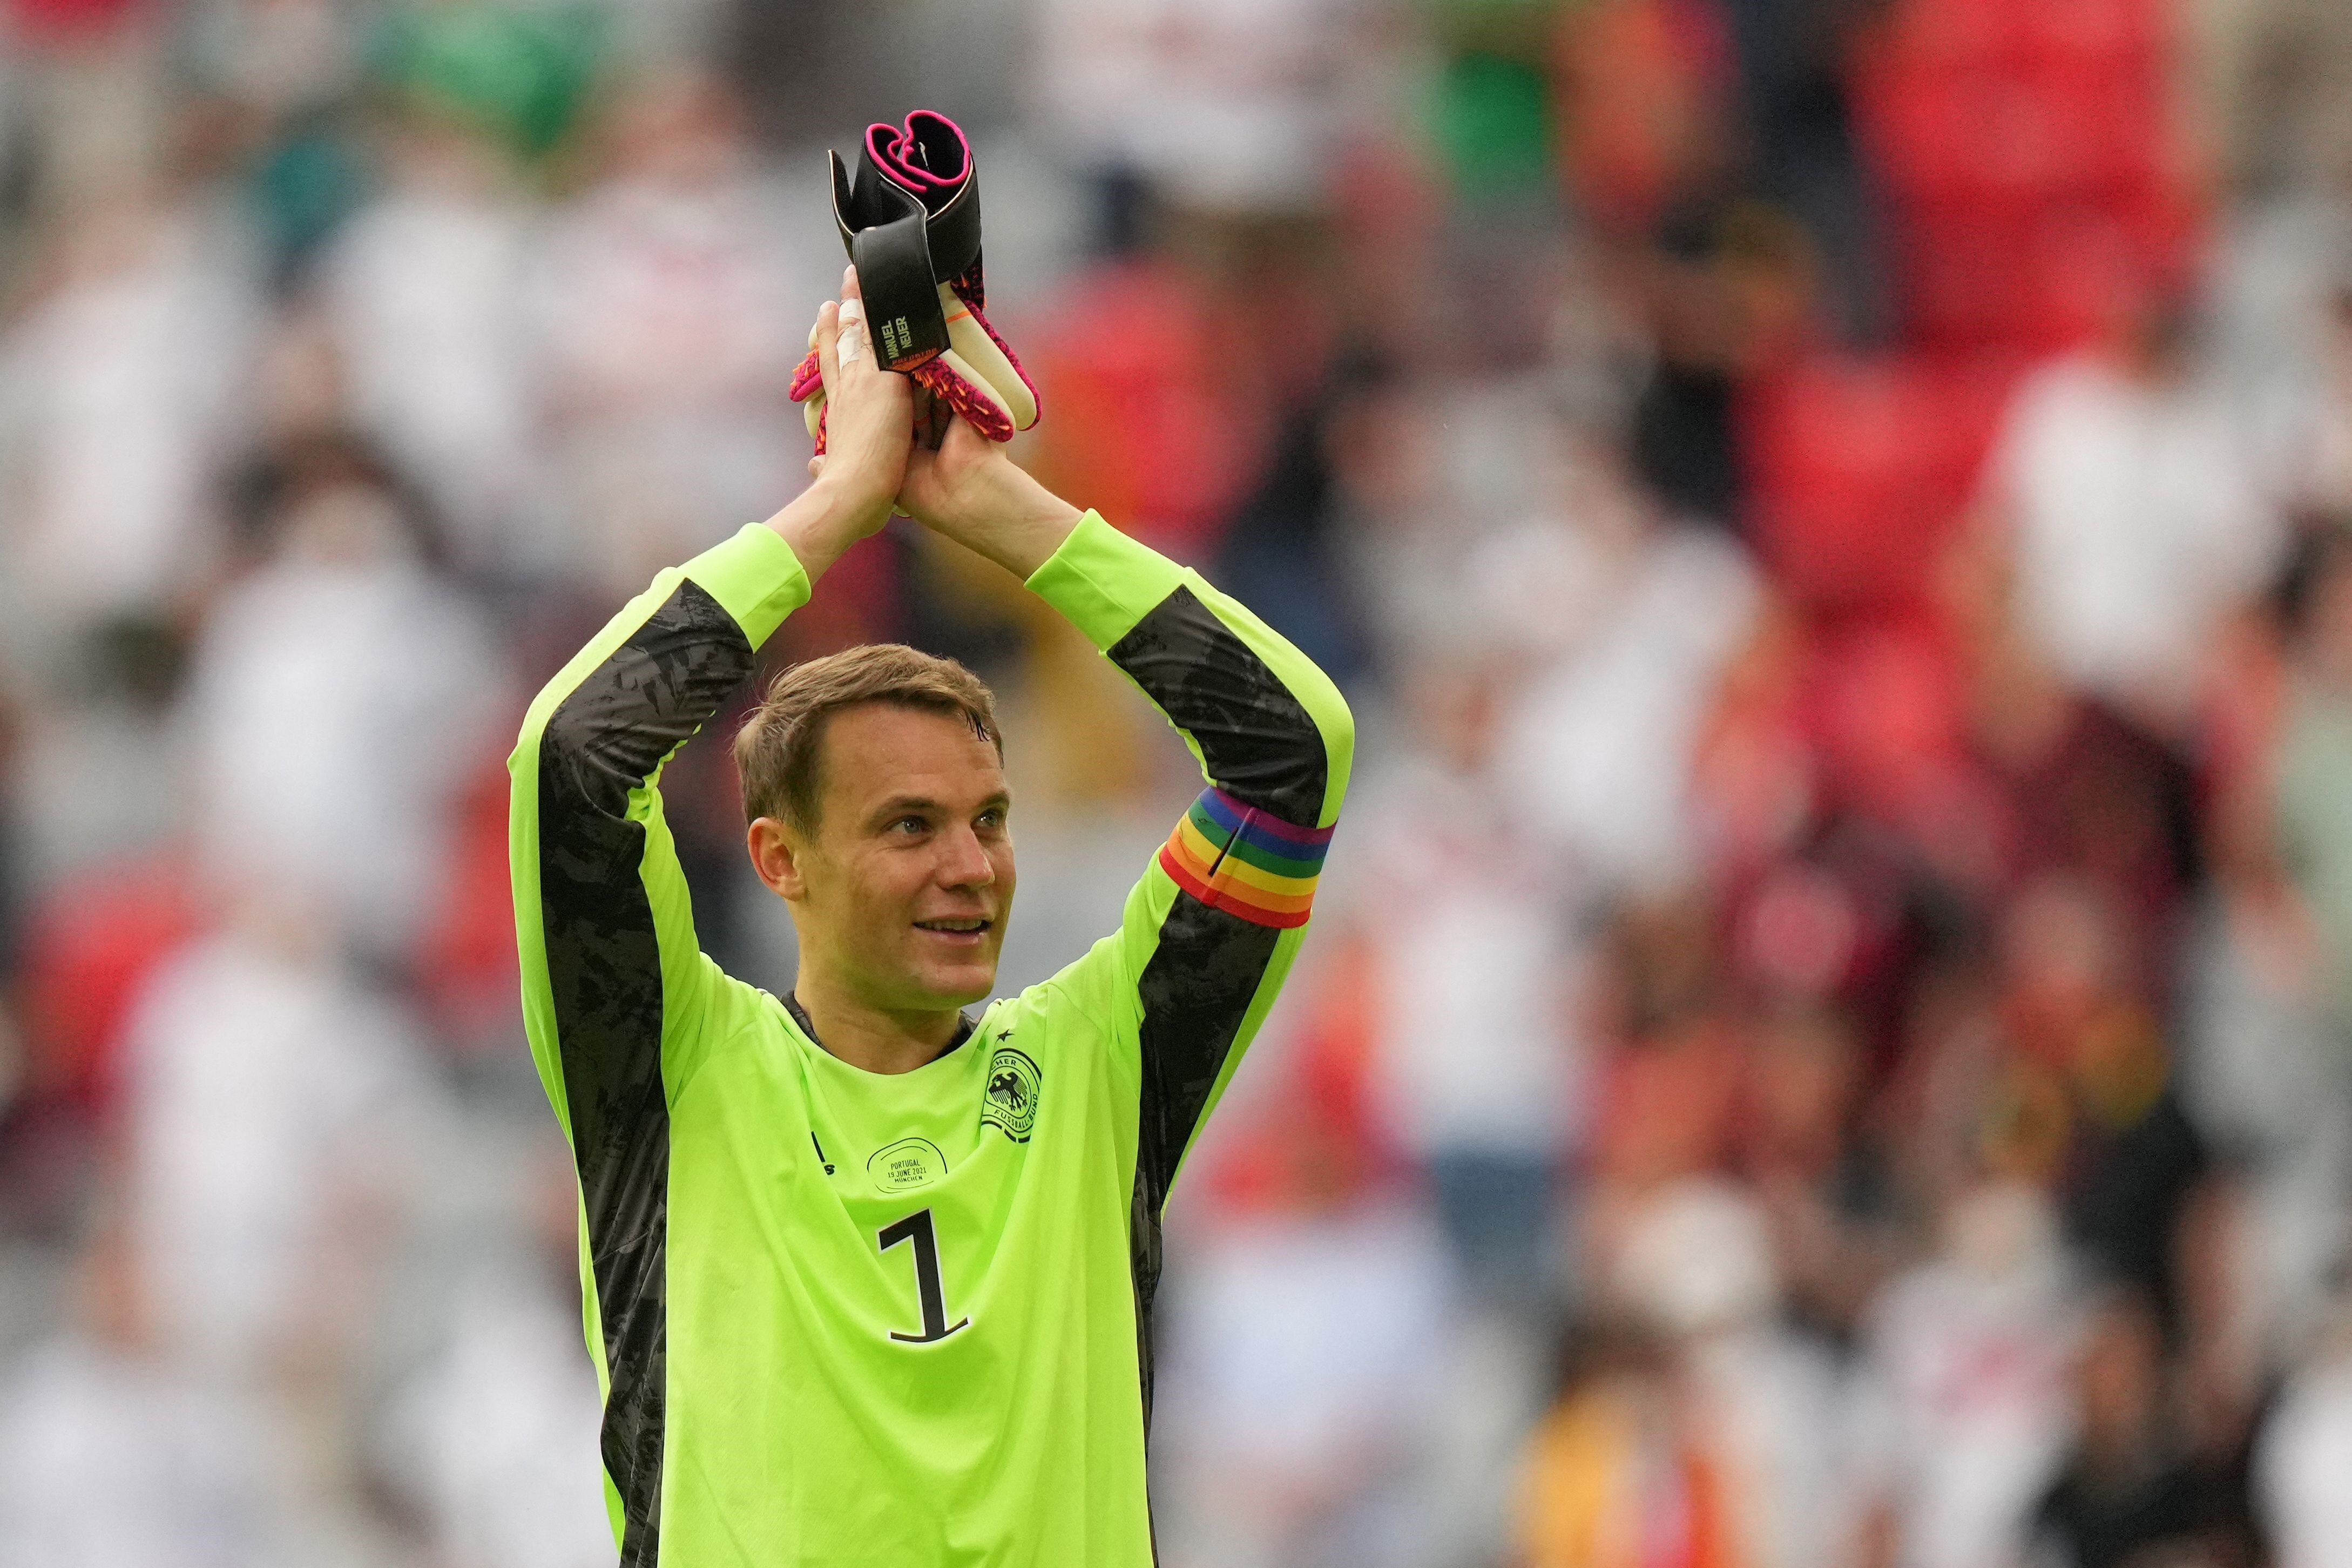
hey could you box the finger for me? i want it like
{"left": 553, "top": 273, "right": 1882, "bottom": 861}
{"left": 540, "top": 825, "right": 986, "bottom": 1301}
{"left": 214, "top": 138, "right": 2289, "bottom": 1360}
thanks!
{"left": 838, "top": 266, "right": 883, "bottom": 374}
{"left": 814, "top": 299, "right": 842, "bottom": 400}
{"left": 836, "top": 296, "right": 870, "bottom": 374}
{"left": 808, "top": 454, "right": 826, "bottom": 480}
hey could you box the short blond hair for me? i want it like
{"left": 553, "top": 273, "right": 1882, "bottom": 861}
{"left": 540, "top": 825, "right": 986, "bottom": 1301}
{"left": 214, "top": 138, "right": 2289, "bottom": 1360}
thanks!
{"left": 733, "top": 644, "right": 1001, "bottom": 831}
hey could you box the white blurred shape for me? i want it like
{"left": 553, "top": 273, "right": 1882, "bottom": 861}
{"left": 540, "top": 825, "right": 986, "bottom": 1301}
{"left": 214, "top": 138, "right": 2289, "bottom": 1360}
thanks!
{"left": 1611, "top": 1177, "right": 1779, "bottom": 1339}
{"left": 1988, "top": 352, "right": 2280, "bottom": 723}
{"left": 2257, "top": 1341, "right": 2352, "bottom": 1568}
{"left": 120, "top": 923, "right": 432, "bottom": 1376}
{"left": 1348, "top": 751, "right": 1585, "bottom": 1158}
{"left": 1031, "top": 0, "right": 1366, "bottom": 211}
{"left": 179, "top": 486, "right": 504, "bottom": 960}
{"left": 0, "top": 1335, "right": 276, "bottom": 1568}
{"left": 0, "top": 199, "right": 259, "bottom": 652}
{"left": 1500, "top": 523, "right": 1760, "bottom": 893}
{"left": 1847, "top": 1184, "right": 2079, "bottom": 1568}
{"left": 1610, "top": 1179, "right": 1853, "bottom": 1568}
{"left": 1152, "top": 1207, "right": 1448, "bottom": 1568}
{"left": 526, "top": 81, "right": 836, "bottom": 595}
{"left": 320, "top": 158, "right": 551, "bottom": 577}
{"left": 379, "top": 1263, "right": 614, "bottom": 1568}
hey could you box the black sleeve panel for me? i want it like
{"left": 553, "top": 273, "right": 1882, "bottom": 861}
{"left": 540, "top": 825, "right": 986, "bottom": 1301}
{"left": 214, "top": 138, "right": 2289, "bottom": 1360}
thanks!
{"left": 1105, "top": 585, "right": 1329, "bottom": 828}
{"left": 533, "top": 578, "right": 756, "bottom": 1567}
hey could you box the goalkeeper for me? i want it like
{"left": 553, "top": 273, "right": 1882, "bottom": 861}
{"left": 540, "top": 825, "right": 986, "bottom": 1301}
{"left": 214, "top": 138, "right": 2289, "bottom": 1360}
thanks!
{"left": 510, "top": 268, "right": 1353, "bottom": 1566}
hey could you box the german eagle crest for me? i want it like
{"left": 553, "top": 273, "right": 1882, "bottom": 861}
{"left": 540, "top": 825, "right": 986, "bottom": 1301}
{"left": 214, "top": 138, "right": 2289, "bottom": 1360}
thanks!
{"left": 981, "top": 1043, "right": 1040, "bottom": 1143}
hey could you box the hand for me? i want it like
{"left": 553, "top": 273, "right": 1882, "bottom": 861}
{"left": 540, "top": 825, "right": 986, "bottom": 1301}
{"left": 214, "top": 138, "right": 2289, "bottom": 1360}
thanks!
{"left": 804, "top": 266, "right": 913, "bottom": 532}
{"left": 894, "top": 416, "right": 1084, "bottom": 579}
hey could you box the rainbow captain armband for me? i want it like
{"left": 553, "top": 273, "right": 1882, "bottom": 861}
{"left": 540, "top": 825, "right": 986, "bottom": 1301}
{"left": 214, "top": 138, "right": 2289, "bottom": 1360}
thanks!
{"left": 1158, "top": 787, "right": 1332, "bottom": 929}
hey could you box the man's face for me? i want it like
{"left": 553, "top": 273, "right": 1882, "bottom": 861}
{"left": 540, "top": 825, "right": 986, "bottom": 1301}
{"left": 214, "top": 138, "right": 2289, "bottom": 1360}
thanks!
{"left": 765, "top": 703, "right": 1014, "bottom": 1010}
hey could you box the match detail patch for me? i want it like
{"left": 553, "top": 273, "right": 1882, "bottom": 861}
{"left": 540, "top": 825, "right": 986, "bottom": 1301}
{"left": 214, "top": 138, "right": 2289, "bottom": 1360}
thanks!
{"left": 1157, "top": 787, "right": 1331, "bottom": 929}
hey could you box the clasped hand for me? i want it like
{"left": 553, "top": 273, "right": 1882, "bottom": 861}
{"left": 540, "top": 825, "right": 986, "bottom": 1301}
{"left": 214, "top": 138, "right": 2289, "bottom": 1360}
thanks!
{"left": 804, "top": 267, "right": 1071, "bottom": 575}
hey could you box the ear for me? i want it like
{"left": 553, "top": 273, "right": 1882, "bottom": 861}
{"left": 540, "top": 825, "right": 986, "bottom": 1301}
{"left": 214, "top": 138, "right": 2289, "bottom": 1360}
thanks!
{"left": 747, "top": 816, "right": 811, "bottom": 901}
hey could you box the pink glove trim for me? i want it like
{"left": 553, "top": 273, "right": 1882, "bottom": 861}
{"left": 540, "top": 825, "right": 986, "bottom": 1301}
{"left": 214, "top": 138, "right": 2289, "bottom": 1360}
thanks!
{"left": 912, "top": 359, "right": 1016, "bottom": 443}
{"left": 863, "top": 111, "right": 972, "bottom": 196}
{"left": 790, "top": 349, "right": 824, "bottom": 404}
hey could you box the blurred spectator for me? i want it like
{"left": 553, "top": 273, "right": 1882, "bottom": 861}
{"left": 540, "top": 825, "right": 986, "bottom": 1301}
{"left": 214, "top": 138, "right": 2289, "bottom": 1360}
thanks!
{"left": 1493, "top": 434, "right": 1761, "bottom": 891}
{"left": 2271, "top": 525, "right": 2352, "bottom": 1044}
{"left": 179, "top": 449, "right": 505, "bottom": 964}
{"left": 118, "top": 892, "right": 435, "bottom": 1378}
{"left": 1978, "top": 289, "right": 2280, "bottom": 734}
{"left": 1, "top": 848, "right": 198, "bottom": 1227}
{"left": 1627, "top": 200, "right": 1814, "bottom": 528}
{"left": 1848, "top": 1182, "right": 2080, "bottom": 1568}
{"left": 316, "top": 93, "right": 549, "bottom": 581}
{"left": 0, "top": 187, "right": 261, "bottom": 662}
{"left": 1023, "top": 236, "right": 1260, "bottom": 566}
{"left": 525, "top": 67, "right": 834, "bottom": 598}
{"left": 1996, "top": 876, "right": 2210, "bottom": 1319}
{"left": 0, "top": 0, "right": 170, "bottom": 220}
{"left": 2180, "top": 857, "right": 2352, "bottom": 1351}
{"left": 2285, "top": 289, "right": 2352, "bottom": 516}
{"left": 1030, "top": 0, "right": 1368, "bottom": 213}
{"left": 1514, "top": 1317, "right": 1741, "bottom": 1568}
{"left": 181, "top": 0, "right": 359, "bottom": 124}
{"left": 1946, "top": 537, "right": 2199, "bottom": 996}
{"left": 1346, "top": 658, "right": 1585, "bottom": 1312}
{"left": 1715, "top": 0, "right": 1891, "bottom": 346}
{"left": 374, "top": 1152, "right": 611, "bottom": 1568}
{"left": 2188, "top": 524, "right": 2352, "bottom": 1340}
{"left": 2199, "top": 0, "right": 2352, "bottom": 195}
{"left": 2025, "top": 1287, "right": 2220, "bottom": 1568}
{"left": 1605, "top": 1177, "right": 1851, "bottom": 1568}
{"left": 1734, "top": 1004, "right": 1898, "bottom": 1336}
{"left": 2257, "top": 1265, "right": 2352, "bottom": 1568}
{"left": 1152, "top": 1106, "right": 1446, "bottom": 1568}
{"left": 5, "top": 612, "right": 191, "bottom": 897}
{"left": 0, "top": 1216, "right": 278, "bottom": 1567}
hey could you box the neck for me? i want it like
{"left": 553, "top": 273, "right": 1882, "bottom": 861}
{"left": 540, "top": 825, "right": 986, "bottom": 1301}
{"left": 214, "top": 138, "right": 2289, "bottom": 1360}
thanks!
{"left": 790, "top": 965, "right": 965, "bottom": 1075}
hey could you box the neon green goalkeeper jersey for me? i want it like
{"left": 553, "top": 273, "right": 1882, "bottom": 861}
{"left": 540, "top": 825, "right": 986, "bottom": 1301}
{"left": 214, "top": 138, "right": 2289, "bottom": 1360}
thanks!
{"left": 508, "top": 511, "right": 1353, "bottom": 1566}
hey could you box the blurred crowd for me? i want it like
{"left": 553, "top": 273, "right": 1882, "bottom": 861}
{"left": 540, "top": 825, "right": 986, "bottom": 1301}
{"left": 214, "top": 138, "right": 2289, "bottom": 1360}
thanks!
{"left": 3, "top": 0, "right": 2352, "bottom": 1565}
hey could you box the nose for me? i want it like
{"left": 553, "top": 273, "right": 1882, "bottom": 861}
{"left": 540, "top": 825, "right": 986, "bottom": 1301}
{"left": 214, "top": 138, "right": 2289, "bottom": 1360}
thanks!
{"left": 936, "top": 823, "right": 995, "bottom": 890}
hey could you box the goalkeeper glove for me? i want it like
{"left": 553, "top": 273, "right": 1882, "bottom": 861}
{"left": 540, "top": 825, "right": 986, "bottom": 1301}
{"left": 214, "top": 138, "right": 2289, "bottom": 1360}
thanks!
{"left": 792, "top": 110, "right": 1038, "bottom": 453}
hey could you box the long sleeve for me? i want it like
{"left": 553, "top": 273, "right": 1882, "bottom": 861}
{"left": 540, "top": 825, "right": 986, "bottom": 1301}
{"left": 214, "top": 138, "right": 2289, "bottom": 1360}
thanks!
{"left": 506, "top": 522, "right": 807, "bottom": 1554}
{"left": 1026, "top": 510, "right": 1354, "bottom": 1211}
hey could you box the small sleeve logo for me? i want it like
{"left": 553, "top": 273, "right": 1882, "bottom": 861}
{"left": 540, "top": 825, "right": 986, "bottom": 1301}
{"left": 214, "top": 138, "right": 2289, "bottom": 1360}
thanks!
{"left": 979, "top": 1045, "right": 1041, "bottom": 1143}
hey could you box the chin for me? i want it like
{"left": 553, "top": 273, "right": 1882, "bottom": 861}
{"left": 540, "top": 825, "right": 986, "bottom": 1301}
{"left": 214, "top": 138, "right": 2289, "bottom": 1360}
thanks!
{"left": 904, "top": 958, "right": 997, "bottom": 1010}
{"left": 938, "top": 967, "right": 998, "bottom": 1008}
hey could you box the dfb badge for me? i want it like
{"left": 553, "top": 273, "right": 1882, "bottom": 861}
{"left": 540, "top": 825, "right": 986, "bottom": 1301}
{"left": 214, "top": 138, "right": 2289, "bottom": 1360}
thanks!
{"left": 980, "top": 1044, "right": 1040, "bottom": 1143}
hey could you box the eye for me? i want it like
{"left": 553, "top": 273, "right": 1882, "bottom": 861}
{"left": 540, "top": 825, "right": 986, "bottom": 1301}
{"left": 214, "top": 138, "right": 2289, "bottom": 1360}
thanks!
{"left": 975, "top": 808, "right": 1005, "bottom": 831}
{"left": 891, "top": 815, "right": 928, "bottom": 836}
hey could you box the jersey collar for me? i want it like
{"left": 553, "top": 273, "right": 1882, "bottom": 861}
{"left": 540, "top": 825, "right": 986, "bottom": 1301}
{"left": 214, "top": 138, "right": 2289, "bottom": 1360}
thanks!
{"left": 783, "top": 991, "right": 977, "bottom": 1069}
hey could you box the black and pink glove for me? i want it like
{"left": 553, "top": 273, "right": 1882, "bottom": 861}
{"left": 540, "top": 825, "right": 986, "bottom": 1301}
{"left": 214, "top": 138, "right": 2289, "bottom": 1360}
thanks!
{"left": 792, "top": 111, "right": 1039, "bottom": 454}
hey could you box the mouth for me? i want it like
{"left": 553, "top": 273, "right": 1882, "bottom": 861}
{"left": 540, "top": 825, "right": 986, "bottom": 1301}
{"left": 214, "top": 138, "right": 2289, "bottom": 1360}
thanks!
{"left": 913, "top": 917, "right": 993, "bottom": 946}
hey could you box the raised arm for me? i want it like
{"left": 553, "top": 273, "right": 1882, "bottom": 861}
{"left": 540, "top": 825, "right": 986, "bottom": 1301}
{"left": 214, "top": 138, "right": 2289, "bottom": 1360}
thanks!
{"left": 1028, "top": 510, "right": 1352, "bottom": 1192}
{"left": 513, "top": 268, "right": 906, "bottom": 1151}
{"left": 896, "top": 423, "right": 1354, "bottom": 1205}
{"left": 509, "top": 269, "right": 906, "bottom": 1552}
